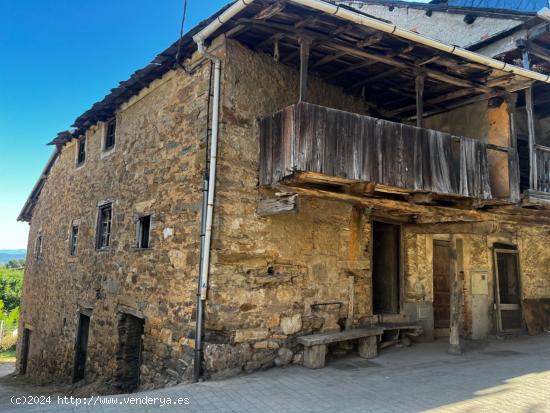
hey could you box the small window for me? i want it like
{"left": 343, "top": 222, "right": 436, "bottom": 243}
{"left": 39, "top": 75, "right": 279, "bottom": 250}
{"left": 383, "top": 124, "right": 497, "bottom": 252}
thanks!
{"left": 136, "top": 215, "right": 151, "bottom": 249}
{"left": 96, "top": 204, "right": 112, "bottom": 249}
{"left": 77, "top": 137, "right": 86, "bottom": 165}
{"left": 104, "top": 118, "right": 116, "bottom": 151}
{"left": 35, "top": 234, "right": 43, "bottom": 259}
{"left": 70, "top": 224, "right": 79, "bottom": 256}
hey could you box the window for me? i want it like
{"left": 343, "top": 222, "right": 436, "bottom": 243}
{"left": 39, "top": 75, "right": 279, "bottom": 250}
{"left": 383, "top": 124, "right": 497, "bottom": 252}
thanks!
{"left": 76, "top": 137, "right": 86, "bottom": 165}
{"left": 136, "top": 215, "right": 151, "bottom": 249}
{"left": 35, "top": 234, "right": 43, "bottom": 259}
{"left": 96, "top": 204, "right": 112, "bottom": 249}
{"left": 70, "top": 224, "right": 79, "bottom": 256}
{"left": 104, "top": 118, "right": 116, "bottom": 151}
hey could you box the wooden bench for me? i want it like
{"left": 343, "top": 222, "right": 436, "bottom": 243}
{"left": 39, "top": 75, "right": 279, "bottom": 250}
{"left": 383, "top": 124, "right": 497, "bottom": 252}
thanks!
{"left": 297, "top": 327, "right": 383, "bottom": 369}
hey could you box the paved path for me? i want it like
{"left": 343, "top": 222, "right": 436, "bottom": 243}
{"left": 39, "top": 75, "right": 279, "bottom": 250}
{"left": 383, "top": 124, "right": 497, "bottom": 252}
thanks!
{"left": 1, "top": 334, "right": 550, "bottom": 412}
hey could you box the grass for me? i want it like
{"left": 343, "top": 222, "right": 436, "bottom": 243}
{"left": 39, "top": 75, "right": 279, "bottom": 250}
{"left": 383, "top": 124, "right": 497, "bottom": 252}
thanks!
{"left": 0, "top": 349, "right": 16, "bottom": 363}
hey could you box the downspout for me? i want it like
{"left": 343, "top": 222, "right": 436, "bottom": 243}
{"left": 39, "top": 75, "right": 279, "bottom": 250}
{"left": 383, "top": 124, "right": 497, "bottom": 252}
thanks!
{"left": 192, "top": 36, "right": 222, "bottom": 383}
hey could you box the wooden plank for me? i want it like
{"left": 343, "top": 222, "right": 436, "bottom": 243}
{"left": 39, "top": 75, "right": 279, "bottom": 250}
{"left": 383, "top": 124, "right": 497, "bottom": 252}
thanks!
{"left": 259, "top": 116, "right": 273, "bottom": 185}
{"left": 297, "top": 327, "right": 383, "bottom": 347}
{"left": 271, "top": 111, "right": 283, "bottom": 183}
{"left": 257, "top": 195, "right": 298, "bottom": 216}
{"left": 508, "top": 148, "right": 521, "bottom": 203}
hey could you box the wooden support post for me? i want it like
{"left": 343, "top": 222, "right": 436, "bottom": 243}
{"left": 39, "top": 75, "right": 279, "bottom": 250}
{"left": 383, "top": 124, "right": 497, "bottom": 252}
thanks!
{"left": 521, "top": 44, "right": 538, "bottom": 190}
{"left": 299, "top": 37, "right": 311, "bottom": 102}
{"left": 448, "top": 236, "right": 464, "bottom": 355}
{"left": 358, "top": 336, "right": 378, "bottom": 359}
{"left": 506, "top": 94, "right": 521, "bottom": 203}
{"left": 415, "top": 71, "right": 425, "bottom": 128}
{"left": 303, "top": 344, "right": 326, "bottom": 368}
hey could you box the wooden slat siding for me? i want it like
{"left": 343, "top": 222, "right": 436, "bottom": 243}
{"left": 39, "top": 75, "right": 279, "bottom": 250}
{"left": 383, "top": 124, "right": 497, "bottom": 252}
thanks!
{"left": 271, "top": 111, "right": 283, "bottom": 183}
{"left": 259, "top": 102, "right": 499, "bottom": 199}
{"left": 282, "top": 106, "right": 295, "bottom": 180}
{"left": 259, "top": 116, "right": 273, "bottom": 186}
{"left": 420, "top": 128, "right": 433, "bottom": 191}
{"left": 536, "top": 148, "right": 550, "bottom": 193}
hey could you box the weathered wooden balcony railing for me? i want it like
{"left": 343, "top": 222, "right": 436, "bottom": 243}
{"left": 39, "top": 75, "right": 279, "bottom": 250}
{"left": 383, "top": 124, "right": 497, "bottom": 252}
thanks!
{"left": 535, "top": 145, "right": 550, "bottom": 193}
{"left": 260, "top": 102, "right": 518, "bottom": 202}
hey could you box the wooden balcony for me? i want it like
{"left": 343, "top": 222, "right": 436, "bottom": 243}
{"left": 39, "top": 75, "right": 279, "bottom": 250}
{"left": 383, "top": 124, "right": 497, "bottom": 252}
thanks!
{"left": 260, "top": 102, "right": 519, "bottom": 204}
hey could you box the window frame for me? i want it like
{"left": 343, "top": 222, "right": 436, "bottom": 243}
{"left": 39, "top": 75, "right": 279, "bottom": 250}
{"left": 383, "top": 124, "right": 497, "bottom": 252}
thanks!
{"left": 135, "top": 214, "right": 152, "bottom": 249}
{"left": 96, "top": 203, "right": 113, "bottom": 250}
{"left": 76, "top": 136, "right": 86, "bottom": 167}
{"left": 35, "top": 233, "right": 43, "bottom": 260}
{"left": 69, "top": 222, "right": 79, "bottom": 256}
{"left": 103, "top": 118, "right": 117, "bottom": 152}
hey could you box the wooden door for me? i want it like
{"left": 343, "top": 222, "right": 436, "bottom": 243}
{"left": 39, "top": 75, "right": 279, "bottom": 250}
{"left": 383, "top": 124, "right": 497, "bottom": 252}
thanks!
{"left": 372, "top": 222, "right": 400, "bottom": 314}
{"left": 73, "top": 313, "right": 90, "bottom": 382}
{"left": 433, "top": 241, "right": 451, "bottom": 329}
{"left": 116, "top": 314, "right": 145, "bottom": 391}
{"left": 494, "top": 248, "right": 523, "bottom": 332}
{"left": 20, "top": 328, "right": 31, "bottom": 374}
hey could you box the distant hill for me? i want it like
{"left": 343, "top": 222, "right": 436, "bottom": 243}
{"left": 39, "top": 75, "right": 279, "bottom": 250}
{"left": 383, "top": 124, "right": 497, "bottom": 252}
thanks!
{"left": 0, "top": 250, "right": 26, "bottom": 265}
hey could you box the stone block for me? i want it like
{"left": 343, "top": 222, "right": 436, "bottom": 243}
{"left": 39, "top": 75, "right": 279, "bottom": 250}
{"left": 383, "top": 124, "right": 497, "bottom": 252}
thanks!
{"left": 281, "top": 314, "right": 302, "bottom": 335}
{"left": 234, "top": 328, "right": 269, "bottom": 343}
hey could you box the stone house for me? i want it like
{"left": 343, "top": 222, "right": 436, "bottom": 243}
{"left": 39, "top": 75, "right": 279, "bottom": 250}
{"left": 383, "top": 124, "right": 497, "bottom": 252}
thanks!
{"left": 16, "top": 0, "right": 550, "bottom": 391}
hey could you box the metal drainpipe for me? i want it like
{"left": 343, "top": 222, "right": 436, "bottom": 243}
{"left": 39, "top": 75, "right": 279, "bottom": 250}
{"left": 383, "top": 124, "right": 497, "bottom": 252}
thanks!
{"left": 193, "top": 38, "right": 221, "bottom": 382}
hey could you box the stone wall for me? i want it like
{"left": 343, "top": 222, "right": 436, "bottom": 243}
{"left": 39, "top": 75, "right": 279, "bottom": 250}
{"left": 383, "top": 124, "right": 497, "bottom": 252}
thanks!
{"left": 18, "top": 64, "right": 211, "bottom": 390}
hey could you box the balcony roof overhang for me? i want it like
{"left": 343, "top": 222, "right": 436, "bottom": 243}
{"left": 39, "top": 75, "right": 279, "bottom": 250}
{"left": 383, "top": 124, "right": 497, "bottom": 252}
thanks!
{"left": 195, "top": 0, "right": 550, "bottom": 120}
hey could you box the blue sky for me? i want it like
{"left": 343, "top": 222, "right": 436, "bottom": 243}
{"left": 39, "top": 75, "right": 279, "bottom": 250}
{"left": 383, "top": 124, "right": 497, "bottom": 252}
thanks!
{"left": 0, "top": 0, "right": 427, "bottom": 250}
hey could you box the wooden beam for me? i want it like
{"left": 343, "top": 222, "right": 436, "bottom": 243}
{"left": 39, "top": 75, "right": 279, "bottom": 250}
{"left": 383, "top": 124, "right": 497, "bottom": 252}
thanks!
{"left": 299, "top": 37, "right": 311, "bottom": 102}
{"left": 235, "top": 19, "right": 494, "bottom": 94}
{"left": 526, "top": 41, "right": 550, "bottom": 65}
{"left": 345, "top": 68, "right": 400, "bottom": 92}
{"left": 415, "top": 70, "right": 426, "bottom": 128}
{"left": 255, "top": 1, "right": 286, "bottom": 20}
{"left": 254, "top": 33, "right": 284, "bottom": 51}
{"left": 311, "top": 51, "right": 346, "bottom": 69}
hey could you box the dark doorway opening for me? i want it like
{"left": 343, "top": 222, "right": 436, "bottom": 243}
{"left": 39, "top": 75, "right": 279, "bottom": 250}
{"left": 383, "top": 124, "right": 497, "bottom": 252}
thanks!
{"left": 19, "top": 328, "right": 31, "bottom": 374}
{"left": 494, "top": 246, "right": 523, "bottom": 332}
{"left": 372, "top": 222, "right": 400, "bottom": 314}
{"left": 73, "top": 313, "right": 90, "bottom": 383}
{"left": 116, "top": 313, "right": 144, "bottom": 392}
{"left": 433, "top": 240, "right": 451, "bottom": 330}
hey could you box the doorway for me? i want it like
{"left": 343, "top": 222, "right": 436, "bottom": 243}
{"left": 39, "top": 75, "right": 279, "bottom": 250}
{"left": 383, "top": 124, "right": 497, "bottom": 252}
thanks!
{"left": 73, "top": 313, "right": 90, "bottom": 382}
{"left": 19, "top": 328, "right": 31, "bottom": 374}
{"left": 433, "top": 240, "right": 451, "bottom": 332}
{"left": 372, "top": 222, "right": 400, "bottom": 314}
{"left": 494, "top": 246, "right": 523, "bottom": 332}
{"left": 116, "top": 313, "right": 144, "bottom": 392}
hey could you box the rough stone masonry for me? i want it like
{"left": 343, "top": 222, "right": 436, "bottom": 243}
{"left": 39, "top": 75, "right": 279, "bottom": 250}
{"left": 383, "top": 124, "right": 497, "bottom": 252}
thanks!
{"left": 16, "top": 32, "right": 550, "bottom": 393}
